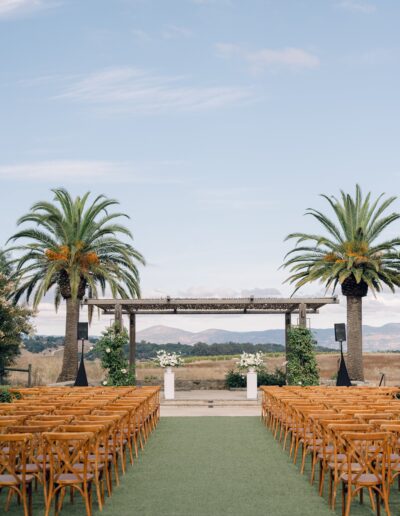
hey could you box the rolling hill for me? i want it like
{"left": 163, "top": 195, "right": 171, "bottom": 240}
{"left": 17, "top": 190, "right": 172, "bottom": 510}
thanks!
{"left": 137, "top": 324, "right": 400, "bottom": 351}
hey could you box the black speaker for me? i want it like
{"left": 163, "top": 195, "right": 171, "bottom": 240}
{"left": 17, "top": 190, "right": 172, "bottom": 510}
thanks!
{"left": 334, "top": 323, "right": 346, "bottom": 342}
{"left": 77, "top": 322, "right": 89, "bottom": 340}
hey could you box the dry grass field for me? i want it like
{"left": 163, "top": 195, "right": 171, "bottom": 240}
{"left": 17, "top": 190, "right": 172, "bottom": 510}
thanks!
{"left": 5, "top": 350, "right": 400, "bottom": 387}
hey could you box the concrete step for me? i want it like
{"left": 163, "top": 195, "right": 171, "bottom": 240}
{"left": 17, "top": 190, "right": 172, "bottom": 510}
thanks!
{"left": 161, "top": 399, "right": 260, "bottom": 407}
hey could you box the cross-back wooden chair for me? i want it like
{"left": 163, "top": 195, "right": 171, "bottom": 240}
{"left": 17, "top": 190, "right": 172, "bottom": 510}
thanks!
{"left": 93, "top": 409, "right": 129, "bottom": 473}
{"left": 43, "top": 431, "right": 94, "bottom": 516}
{"left": 60, "top": 424, "right": 109, "bottom": 510}
{"left": 0, "top": 433, "right": 34, "bottom": 516}
{"left": 75, "top": 415, "right": 121, "bottom": 488}
{"left": 380, "top": 424, "right": 400, "bottom": 496}
{"left": 341, "top": 431, "right": 390, "bottom": 516}
{"left": 316, "top": 417, "right": 357, "bottom": 496}
{"left": 7, "top": 424, "right": 57, "bottom": 499}
{"left": 326, "top": 423, "right": 373, "bottom": 510}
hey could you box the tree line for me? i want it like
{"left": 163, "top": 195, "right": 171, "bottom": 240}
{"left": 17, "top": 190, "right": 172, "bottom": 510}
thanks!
{"left": 22, "top": 336, "right": 334, "bottom": 360}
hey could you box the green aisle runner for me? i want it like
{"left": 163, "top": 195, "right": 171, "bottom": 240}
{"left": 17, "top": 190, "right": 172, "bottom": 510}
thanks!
{"left": 98, "top": 417, "right": 333, "bottom": 516}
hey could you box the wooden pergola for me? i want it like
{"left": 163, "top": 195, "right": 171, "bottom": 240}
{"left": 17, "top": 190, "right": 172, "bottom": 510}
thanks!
{"left": 84, "top": 297, "right": 339, "bottom": 366}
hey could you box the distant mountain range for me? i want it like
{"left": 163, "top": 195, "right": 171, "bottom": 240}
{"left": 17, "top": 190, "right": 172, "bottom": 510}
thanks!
{"left": 136, "top": 324, "right": 400, "bottom": 352}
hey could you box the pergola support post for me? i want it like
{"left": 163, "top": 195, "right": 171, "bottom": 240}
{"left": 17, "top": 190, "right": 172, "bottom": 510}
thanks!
{"left": 285, "top": 312, "right": 291, "bottom": 360}
{"left": 299, "top": 303, "right": 307, "bottom": 328}
{"left": 129, "top": 313, "right": 136, "bottom": 369}
{"left": 114, "top": 303, "right": 122, "bottom": 331}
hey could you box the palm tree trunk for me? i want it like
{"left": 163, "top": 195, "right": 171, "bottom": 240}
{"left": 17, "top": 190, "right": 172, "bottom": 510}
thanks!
{"left": 57, "top": 297, "right": 80, "bottom": 382}
{"left": 346, "top": 295, "right": 364, "bottom": 381}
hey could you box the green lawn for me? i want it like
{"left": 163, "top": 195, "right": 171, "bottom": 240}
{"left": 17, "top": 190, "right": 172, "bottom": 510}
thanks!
{"left": 2, "top": 417, "right": 394, "bottom": 515}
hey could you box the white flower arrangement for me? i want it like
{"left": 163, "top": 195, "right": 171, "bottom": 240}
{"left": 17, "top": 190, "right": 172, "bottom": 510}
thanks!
{"left": 237, "top": 351, "right": 264, "bottom": 371}
{"left": 105, "top": 347, "right": 111, "bottom": 353}
{"left": 155, "top": 350, "right": 183, "bottom": 368}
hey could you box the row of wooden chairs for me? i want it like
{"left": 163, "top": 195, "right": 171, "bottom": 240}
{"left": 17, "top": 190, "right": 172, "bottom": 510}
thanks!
{"left": 0, "top": 386, "right": 160, "bottom": 516}
{"left": 261, "top": 385, "right": 400, "bottom": 516}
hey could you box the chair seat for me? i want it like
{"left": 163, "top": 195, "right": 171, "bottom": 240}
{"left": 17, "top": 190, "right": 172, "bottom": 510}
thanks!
{"left": 341, "top": 473, "right": 382, "bottom": 485}
{"left": 17, "top": 463, "right": 50, "bottom": 473}
{"left": 328, "top": 462, "right": 361, "bottom": 471}
{"left": 320, "top": 452, "right": 345, "bottom": 461}
{"left": 0, "top": 474, "right": 34, "bottom": 485}
{"left": 54, "top": 473, "right": 94, "bottom": 484}
{"left": 88, "top": 453, "right": 112, "bottom": 462}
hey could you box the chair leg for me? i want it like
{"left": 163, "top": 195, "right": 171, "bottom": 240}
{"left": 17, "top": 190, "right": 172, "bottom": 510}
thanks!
{"left": 318, "top": 461, "right": 325, "bottom": 496}
{"left": 21, "top": 488, "right": 29, "bottom": 516}
{"left": 5, "top": 488, "right": 13, "bottom": 511}
{"left": 28, "top": 484, "right": 33, "bottom": 516}
{"left": 341, "top": 481, "right": 346, "bottom": 516}
{"left": 300, "top": 444, "right": 307, "bottom": 474}
{"left": 368, "top": 488, "right": 376, "bottom": 512}
{"left": 345, "top": 484, "right": 352, "bottom": 516}
{"left": 83, "top": 482, "right": 92, "bottom": 516}
{"left": 375, "top": 491, "right": 381, "bottom": 516}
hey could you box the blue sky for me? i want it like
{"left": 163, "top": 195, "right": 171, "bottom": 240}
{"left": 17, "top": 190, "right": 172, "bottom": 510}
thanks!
{"left": 1, "top": 0, "right": 400, "bottom": 335}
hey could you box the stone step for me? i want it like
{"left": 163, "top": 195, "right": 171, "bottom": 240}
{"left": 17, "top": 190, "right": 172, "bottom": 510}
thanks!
{"left": 161, "top": 399, "right": 260, "bottom": 407}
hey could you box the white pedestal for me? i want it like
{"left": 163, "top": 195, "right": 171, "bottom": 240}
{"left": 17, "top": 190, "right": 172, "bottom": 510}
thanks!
{"left": 164, "top": 367, "right": 175, "bottom": 400}
{"left": 247, "top": 370, "right": 257, "bottom": 400}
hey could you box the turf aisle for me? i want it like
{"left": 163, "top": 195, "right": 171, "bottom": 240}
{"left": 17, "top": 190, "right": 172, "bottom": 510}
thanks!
{"left": 97, "top": 417, "right": 334, "bottom": 516}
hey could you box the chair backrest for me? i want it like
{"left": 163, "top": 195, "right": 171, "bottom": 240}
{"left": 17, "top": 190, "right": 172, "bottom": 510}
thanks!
{"left": 0, "top": 420, "right": 20, "bottom": 433}
{"left": 342, "top": 432, "right": 389, "bottom": 483}
{"left": 54, "top": 409, "right": 92, "bottom": 415}
{"left": 43, "top": 432, "right": 94, "bottom": 482}
{"left": 0, "top": 433, "right": 33, "bottom": 483}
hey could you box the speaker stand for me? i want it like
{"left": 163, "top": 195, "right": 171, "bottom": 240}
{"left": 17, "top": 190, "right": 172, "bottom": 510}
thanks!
{"left": 74, "top": 338, "right": 89, "bottom": 387}
{"left": 336, "top": 341, "right": 352, "bottom": 387}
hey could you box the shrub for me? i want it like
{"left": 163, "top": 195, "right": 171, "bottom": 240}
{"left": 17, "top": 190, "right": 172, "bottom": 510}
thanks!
{"left": 0, "top": 387, "right": 21, "bottom": 403}
{"left": 225, "top": 368, "right": 286, "bottom": 388}
{"left": 287, "top": 327, "right": 319, "bottom": 386}
{"left": 258, "top": 368, "right": 286, "bottom": 387}
{"left": 95, "top": 324, "right": 135, "bottom": 386}
{"left": 225, "top": 369, "right": 247, "bottom": 388}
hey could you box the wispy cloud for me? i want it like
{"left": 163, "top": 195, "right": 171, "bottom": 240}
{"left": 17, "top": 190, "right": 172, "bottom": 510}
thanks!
{"left": 175, "top": 286, "right": 282, "bottom": 298}
{"left": 197, "top": 187, "right": 277, "bottom": 210}
{"left": 336, "top": 1, "right": 376, "bottom": 14}
{"left": 216, "top": 43, "right": 320, "bottom": 73}
{"left": 0, "top": 159, "right": 185, "bottom": 184}
{"left": 191, "top": 0, "right": 232, "bottom": 5}
{"left": 132, "top": 28, "right": 152, "bottom": 42}
{"left": 54, "top": 67, "right": 254, "bottom": 114}
{"left": 162, "top": 24, "right": 192, "bottom": 40}
{"left": 0, "top": 0, "right": 57, "bottom": 18}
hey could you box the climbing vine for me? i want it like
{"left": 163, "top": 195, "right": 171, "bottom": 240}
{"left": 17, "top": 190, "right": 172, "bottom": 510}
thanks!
{"left": 287, "top": 327, "right": 319, "bottom": 386}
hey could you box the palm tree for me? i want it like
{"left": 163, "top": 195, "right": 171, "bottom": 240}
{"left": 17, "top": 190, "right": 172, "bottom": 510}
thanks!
{"left": 8, "top": 188, "right": 145, "bottom": 382}
{"left": 283, "top": 185, "right": 400, "bottom": 381}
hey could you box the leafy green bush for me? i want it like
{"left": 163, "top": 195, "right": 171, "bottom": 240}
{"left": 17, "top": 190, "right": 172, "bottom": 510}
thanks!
{"left": 287, "top": 327, "right": 319, "bottom": 386}
{"left": 258, "top": 368, "right": 286, "bottom": 387}
{"left": 225, "top": 369, "right": 247, "bottom": 388}
{"left": 95, "top": 324, "right": 135, "bottom": 386}
{"left": 0, "top": 387, "right": 21, "bottom": 403}
{"left": 225, "top": 368, "right": 286, "bottom": 388}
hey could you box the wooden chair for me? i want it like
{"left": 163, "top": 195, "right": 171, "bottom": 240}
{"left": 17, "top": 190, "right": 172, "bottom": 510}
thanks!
{"left": 341, "top": 432, "right": 390, "bottom": 516}
{"left": 7, "top": 424, "right": 58, "bottom": 498}
{"left": 74, "top": 415, "right": 122, "bottom": 489}
{"left": 323, "top": 423, "right": 372, "bottom": 509}
{"left": 60, "top": 424, "right": 110, "bottom": 509}
{"left": 0, "top": 433, "right": 34, "bottom": 516}
{"left": 43, "top": 431, "right": 94, "bottom": 516}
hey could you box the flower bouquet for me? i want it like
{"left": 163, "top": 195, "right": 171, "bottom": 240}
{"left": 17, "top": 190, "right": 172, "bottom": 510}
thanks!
{"left": 155, "top": 350, "right": 184, "bottom": 368}
{"left": 237, "top": 351, "right": 264, "bottom": 372}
